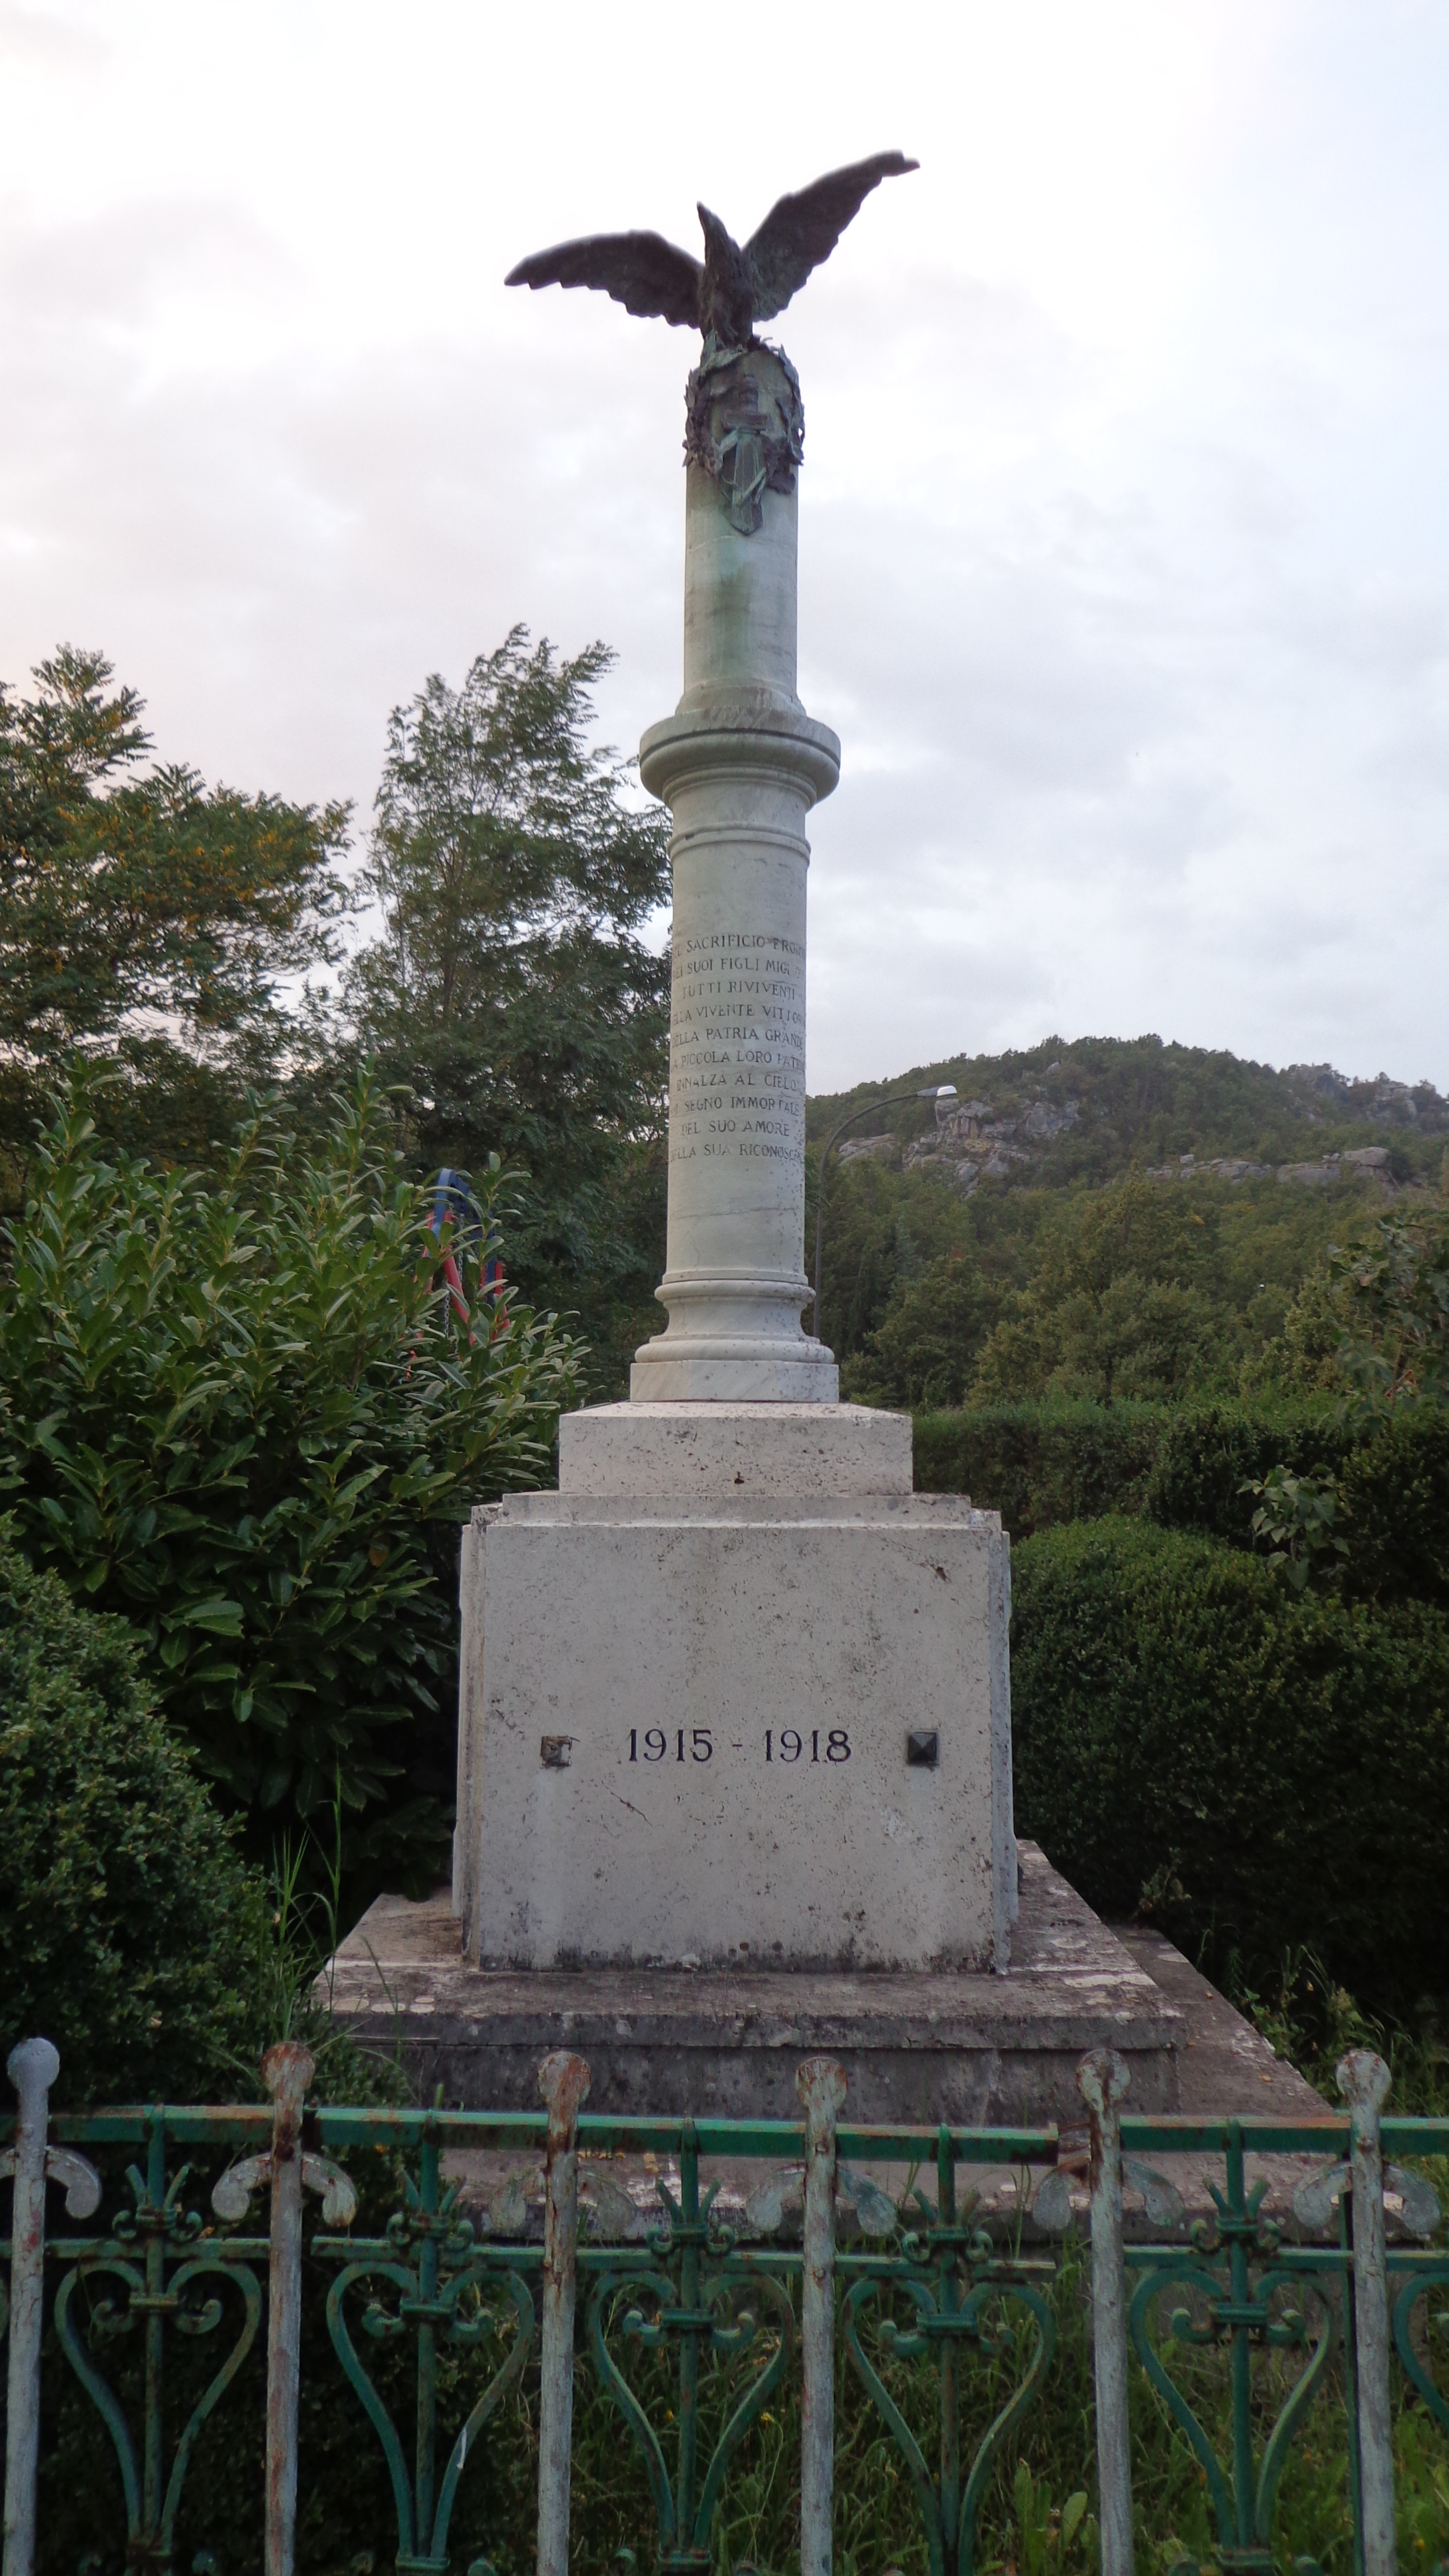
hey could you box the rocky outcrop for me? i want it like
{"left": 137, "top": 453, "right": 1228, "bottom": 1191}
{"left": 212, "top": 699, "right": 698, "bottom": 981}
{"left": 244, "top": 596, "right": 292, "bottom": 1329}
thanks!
{"left": 1147, "top": 1154, "right": 1272, "bottom": 1182}
{"left": 837, "top": 1133, "right": 898, "bottom": 1167}
{"left": 1019, "top": 1097, "right": 1078, "bottom": 1140}
{"left": 1276, "top": 1147, "right": 1396, "bottom": 1189}
{"left": 1287, "top": 1066, "right": 1447, "bottom": 1132}
{"left": 1149, "top": 1147, "right": 1399, "bottom": 1190}
{"left": 821, "top": 1047, "right": 1444, "bottom": 1209}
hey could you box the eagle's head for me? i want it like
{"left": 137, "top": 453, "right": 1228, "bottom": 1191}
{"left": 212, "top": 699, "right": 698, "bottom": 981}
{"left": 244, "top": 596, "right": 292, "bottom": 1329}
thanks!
{"left": 696, "top": 203, "right": 757, "bottom": 348}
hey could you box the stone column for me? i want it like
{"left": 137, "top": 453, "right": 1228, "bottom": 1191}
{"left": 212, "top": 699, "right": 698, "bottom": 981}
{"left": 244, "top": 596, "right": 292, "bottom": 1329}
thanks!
{"left": 630, "top": 343, "right": 840, "bottom": 1403}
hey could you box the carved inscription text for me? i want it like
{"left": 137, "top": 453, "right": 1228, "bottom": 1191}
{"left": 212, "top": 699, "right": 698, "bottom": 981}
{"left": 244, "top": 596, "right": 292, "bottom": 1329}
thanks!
{"left": 669, "top": 930, "right": 806, "bottom": 1165}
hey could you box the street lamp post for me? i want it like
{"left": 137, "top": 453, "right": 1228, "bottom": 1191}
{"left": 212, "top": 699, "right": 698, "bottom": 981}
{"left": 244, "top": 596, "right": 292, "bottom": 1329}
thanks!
{"left": 811, "top": 1084, "right": 957, "bottom": 1338}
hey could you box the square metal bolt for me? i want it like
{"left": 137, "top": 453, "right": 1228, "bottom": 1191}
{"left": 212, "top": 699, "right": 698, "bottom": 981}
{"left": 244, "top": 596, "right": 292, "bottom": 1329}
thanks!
{"left": 905, "top": 1729, "right": 939, "bottom": 1768}
{"left": 539, "top": 1735, "right": 574, "bottom": 1769}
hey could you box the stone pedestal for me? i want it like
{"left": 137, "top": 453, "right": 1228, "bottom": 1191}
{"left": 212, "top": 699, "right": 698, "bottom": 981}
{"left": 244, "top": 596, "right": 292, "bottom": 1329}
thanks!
{"left": 454, "top": 1404, "right": 1016, "bottom": 1974}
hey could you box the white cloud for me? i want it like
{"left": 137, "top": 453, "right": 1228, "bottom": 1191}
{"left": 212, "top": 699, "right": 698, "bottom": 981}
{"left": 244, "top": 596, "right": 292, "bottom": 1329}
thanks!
{"left": 1, "top": 0, "right": 1447, "bottom": 1092}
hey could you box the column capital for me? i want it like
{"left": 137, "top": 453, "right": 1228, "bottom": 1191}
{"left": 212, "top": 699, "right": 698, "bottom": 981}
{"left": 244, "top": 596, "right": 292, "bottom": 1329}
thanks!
{"left": 640, "top": 702, "right": 840, "bottom": 807}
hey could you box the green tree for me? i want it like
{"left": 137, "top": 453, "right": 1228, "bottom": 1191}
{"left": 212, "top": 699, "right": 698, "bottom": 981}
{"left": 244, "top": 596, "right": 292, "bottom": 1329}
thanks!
{"left": 0, "top": 647, "right": 351, "bottom": 1170}
{"left": 844, "top": 1249, "right": 994, "bottom": 1407}
{"left": 0, "top": 1071, "right": 581, "bottom": 1888}
{"left": 1333, "top": 1210, "right": 1449, "bottom": 1419}
{"left": 1240, "top": 1260, "right": 1348, "bottom": 1397}
{"left": 970, "top": 1177, "right": 1225, "bottom": 1401}
{"left": 343, "top": 627, "right": 672, "bottom": 1391}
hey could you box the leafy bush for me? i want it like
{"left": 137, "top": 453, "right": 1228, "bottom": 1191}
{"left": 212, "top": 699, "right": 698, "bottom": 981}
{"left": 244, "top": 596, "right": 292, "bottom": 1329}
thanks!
{"left": 912, "top": 1399, "right": 1167, "bottom": 1536}
{"left": 1338, "top": 1413, "right": 1449, "bottom": 1607}
{"left": 913, "top": 1396, "right": 1449, "bottom": 1604}
{"left": 1143, "top": 1399, "right": 1344, "bottom": 1534}
{"left": 1010, "top": 1516, "right": 1449, "bottom": 2002}
{"left": 0, "top": 1517, "right": 268, "bottom": 2104}
{"left": 0, "top": 1072, "right": 582, "bottom": 1883}
{"left": 1147, "top": 1401, "right": 1449, "bottom": 1606}
{"left": 1239, "top": 1465, "right": 1348, "bottom": 1592}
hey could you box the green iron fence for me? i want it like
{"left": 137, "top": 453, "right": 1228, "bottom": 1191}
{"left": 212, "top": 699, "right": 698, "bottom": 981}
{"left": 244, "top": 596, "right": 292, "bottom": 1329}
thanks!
{"left": 2, "top": 2034, "right": 1447, "bottom": 2576}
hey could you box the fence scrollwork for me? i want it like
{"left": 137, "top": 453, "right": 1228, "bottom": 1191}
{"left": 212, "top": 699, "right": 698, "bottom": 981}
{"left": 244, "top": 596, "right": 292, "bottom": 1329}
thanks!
{"left": 2, "top": 2035, "right": 1444, "bottom": 2576}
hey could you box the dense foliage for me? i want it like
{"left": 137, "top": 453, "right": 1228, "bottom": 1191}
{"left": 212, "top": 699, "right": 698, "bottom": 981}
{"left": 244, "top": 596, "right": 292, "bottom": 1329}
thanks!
{"left": 0, "top": 633, "right": 676, "bottom": 1399}
{"left": 917, "top": 1194, "right": 1449, "bottom": 2009}
{"left": 915, "top": 1398, "right": 1168, "bottom": 1534}
{"left": 0, "top": 1518, "right": 268, "bottom": 2104}
{"left": 831, "top": 1164, "right": 1349, "bottom": 1409}
{"left": 1011, "top": 1516, "right": 1449, "bottom": 2004}
{"left": 1330, "top": 1211, "right": 1449, "bottom": 1419}
{"left": 812, "top": 1038, "right": 1448, "bottom": 1406}
{"left": 0, "top": 1075, "right": 581, "bottom": 1886}
{"left": 342, "top": 627, "right": 671, "bottom": 1393}
{"left": 0, "top": 647, "right": 350, "bottom": 1181}
{"left": 915, "top": 1394, "right": 1449, "bottom": 1606}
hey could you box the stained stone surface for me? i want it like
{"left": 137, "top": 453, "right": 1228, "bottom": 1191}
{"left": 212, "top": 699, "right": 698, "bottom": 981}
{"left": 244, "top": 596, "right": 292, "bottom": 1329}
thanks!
{"left": 454, "top": 1486, "right": 1013, "bottom": 1976}
{"left": 334, "top": 1844, "right": 1178, "bottom": 2125}
{"left": 330, "top": 1848, "right": 1340, "bottom": 2237}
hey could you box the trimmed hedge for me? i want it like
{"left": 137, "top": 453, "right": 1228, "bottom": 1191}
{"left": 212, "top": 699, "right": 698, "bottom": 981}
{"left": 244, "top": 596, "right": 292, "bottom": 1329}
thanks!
{"left": 1147, "top": 1401, "right": 1449, "bottom": 1605}
{"left": 912, "top": 1399, "right": 1164, "bottom": 1535}
{"left": 914, "top": 1396, "right": 1449, "bottom": 1604}
{"left": 1010, "top": 1516, "right": 1449, "bottom": 2000}
{"left": 0, "top": 1520, "right": 269, "bottom": 2103}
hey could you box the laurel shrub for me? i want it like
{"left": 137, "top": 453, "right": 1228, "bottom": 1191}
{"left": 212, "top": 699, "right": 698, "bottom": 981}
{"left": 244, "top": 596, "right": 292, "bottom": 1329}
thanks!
{"left": 0, "top": 1069, "right": 582, "bottom": 1888}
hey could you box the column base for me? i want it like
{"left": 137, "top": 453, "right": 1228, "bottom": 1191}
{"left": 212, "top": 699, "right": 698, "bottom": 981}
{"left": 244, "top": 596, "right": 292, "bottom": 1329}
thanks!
{"left": 331, "top": 1846, "right": 1185, "bottom": 2126}
{"left": 629, "top": 1349, "right": 840, "bottom": 1402}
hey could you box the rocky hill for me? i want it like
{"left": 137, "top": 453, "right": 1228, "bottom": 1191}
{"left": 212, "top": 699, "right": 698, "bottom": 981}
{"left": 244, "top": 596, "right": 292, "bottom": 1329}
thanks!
{"left": 807, "top": 1034, "right": 1448, "bottom": 1200}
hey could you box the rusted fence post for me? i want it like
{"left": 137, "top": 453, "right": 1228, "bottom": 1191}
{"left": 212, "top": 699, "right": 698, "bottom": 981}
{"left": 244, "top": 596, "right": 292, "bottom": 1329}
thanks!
{"left": 1077, "top": 2048, "right": 1133, "bottom": 2576}
{"left": 262, "top": 2043, "right": 314, "bottom": 2576}
{"left": 1339, "top": 2049, "right": 1396, "bottom": 2576}
{"left": 536, "top": 2049, "right": 591, "bottom": 2576}
{"left": 2, "top": 2040, "right": 100, "bottom": 2576}
{"left": 797, "top": 2057, "right": 846, "bottom": 2576}
{"left": 210, "top": 2044, "right": 355, "bottom": 2576}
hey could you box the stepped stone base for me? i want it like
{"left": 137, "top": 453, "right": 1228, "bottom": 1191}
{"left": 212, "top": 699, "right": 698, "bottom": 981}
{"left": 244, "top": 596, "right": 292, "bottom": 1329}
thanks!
{"left": 330, "top": 1844, "right": 1188, "bottom": 2125}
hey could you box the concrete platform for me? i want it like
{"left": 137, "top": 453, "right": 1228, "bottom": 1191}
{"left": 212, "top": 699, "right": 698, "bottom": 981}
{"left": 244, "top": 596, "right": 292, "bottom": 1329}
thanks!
{"left": 330, "top": 1842, "right": 1192, "bottom": 2125}
{"left": 328, "top": 1847, "right": 1338, "bottom": 2246}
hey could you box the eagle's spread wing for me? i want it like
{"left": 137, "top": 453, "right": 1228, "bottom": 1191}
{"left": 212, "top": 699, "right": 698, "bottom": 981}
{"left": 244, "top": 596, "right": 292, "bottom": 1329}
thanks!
{"left": 745, "top": 151, "right": 918, "bottom": 324}
{"left": 505, "top": 231, "right": 703, "bottom": 328}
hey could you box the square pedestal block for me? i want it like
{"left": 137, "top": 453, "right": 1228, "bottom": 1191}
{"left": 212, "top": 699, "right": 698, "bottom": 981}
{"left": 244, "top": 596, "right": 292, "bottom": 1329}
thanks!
{"left": 454, "top": 1486, "right": 1014, "bottom": 1974}
{"left": 558, "top": 1400, "right": 912, "bottom": 1500}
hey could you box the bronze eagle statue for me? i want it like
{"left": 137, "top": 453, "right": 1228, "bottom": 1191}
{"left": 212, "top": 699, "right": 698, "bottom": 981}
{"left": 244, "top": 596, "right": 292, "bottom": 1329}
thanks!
{"left": 506, "top": 151, "right": 918, "bottom": 347}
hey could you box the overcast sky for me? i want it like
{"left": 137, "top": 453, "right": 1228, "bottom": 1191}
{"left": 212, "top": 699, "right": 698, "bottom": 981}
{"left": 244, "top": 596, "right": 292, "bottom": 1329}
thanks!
{"left": 3, "top": 0, "right": 1448, "bottom": 1091}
